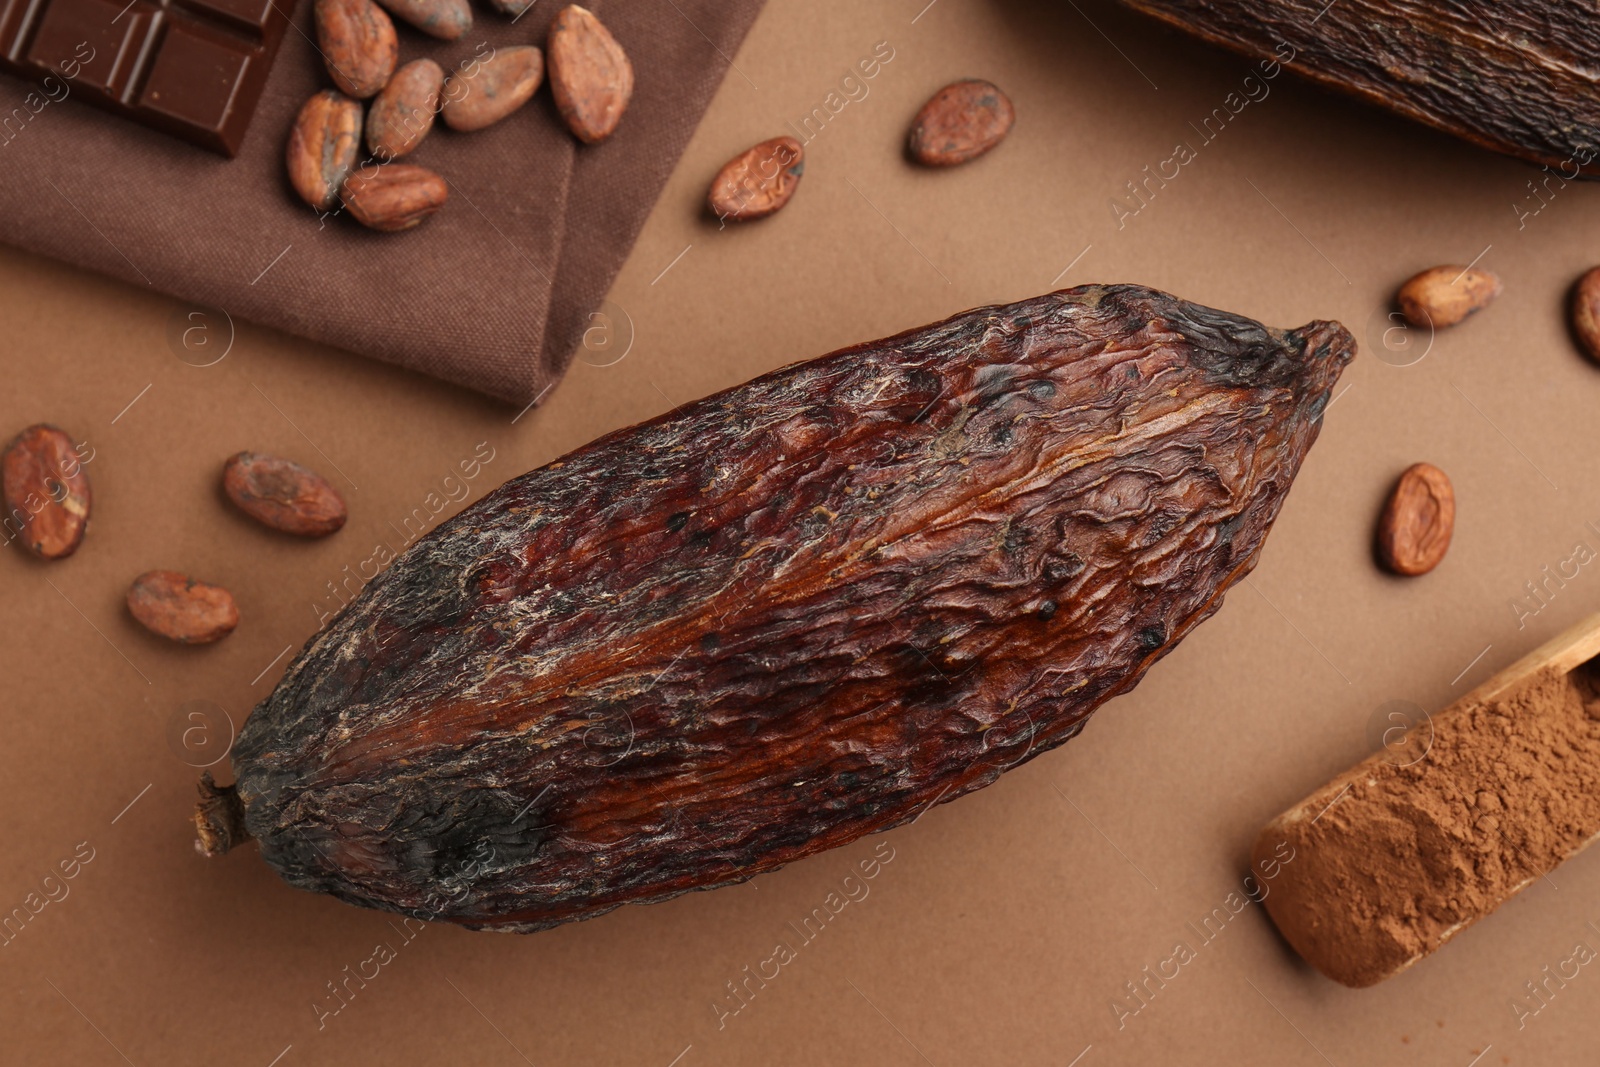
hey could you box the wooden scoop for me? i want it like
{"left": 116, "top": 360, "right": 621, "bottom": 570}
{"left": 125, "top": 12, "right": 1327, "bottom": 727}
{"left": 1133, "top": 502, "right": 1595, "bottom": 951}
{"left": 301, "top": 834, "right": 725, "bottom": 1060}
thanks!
{"left": 1254, "top": 614, "right": 1600, "bottom": 987}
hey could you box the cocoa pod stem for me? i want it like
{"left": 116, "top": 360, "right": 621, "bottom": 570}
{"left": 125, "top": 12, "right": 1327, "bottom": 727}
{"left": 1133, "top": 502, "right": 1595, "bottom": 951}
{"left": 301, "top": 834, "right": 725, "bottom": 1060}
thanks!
{"left": 194, "top": 773, "right": 252, "bottom": 857}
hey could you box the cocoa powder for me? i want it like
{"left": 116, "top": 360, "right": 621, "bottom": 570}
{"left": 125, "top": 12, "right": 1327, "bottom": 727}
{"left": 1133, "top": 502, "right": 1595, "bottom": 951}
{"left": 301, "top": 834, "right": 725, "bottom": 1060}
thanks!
{"left": 1256, "top": 660, "right": 1600, "bottom": 987}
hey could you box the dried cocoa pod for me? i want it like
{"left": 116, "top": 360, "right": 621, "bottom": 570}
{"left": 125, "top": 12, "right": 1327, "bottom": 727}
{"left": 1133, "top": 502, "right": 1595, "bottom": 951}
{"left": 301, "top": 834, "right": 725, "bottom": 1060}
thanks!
{"left": 372, "top": 0, "right": 468, "bottom": 40}
{"left": 367, "top": 60, "right": 444, "bottom": 161}
{"left": 547, "top": 4, "right": 632, "bottom": 144}
{"left": 440, "top": 46, "right": 544, "bottom": 132}
{"left": 340, "top": 163, "right": 448, "bottom": 231}
{"left": 707, "top": 136, "right": 804, "bottom": 221}
{"left": 2, "top": 424, "right": 90, "bottom": 560}
{"left": 1396, "top": 266, "right": 1500, "bottom": 329}
{"left": 314, "top": 0, "right": 398, "bottom": 99}
{"left": 208, "top": 285, "right": 1352, "bottom": 933}
{"left": 286, "top": 90, "right": 363, "bottom": 210}
{"left": 1571, "top": 267, "right": 1600, "bottom": 363}
{"left": 1376, "top": 462, "right": 1453, "bottom": 576}
{"left": 127, "top": 571, "right": 239, "bottom": 644}
{"left": 223, "top": 452, "right": 348, "bottom": 537}
{"left": 907, "top": 79, "right": 1014, "bottom": 166}
{"left": 1117, "top": 0, "right": 1600, "bottom": 177}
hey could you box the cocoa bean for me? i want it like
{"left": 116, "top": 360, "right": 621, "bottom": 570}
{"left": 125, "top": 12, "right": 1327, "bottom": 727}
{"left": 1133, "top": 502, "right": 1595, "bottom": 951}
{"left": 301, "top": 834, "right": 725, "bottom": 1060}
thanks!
{"left": 1571, "top": 267, "right": 1600, "bottom": 363}
{"left": 1, "top": 424, "right": 90, "bottom": 560}
{"left": 440, "top": 46, "right": 544, "bottom": 132}
{"left": 907, "top": 79, "right": 1015, "bottom": 166}
{"left": 707, "top": 136, "right": 804, "bottom": 222}
{"left": 340, "top": 163, "right": 448, "bottom": 231}
{"left": 1397, "top": 266, "right": 1501, "bottom": 328}
{"left": 482, "top": 0, "right": 531, "bottom": 14}
{"left": 127, "top": 571, "right": 239, "bottom": 644}
{"left": 314, "top": 0, "right": 398, "bottom": 99}
{"left": 1377, "top": 462, "right": 1454, "bottom": 576}
{"left": 215, "top": 284, "right": 1354, "bottom": 932}
{"left": 373, "top": 0, "right": 469, "bottom": 40}
{"left": 223, "top": 453, "right": 348, "bottom": 537}
{"left": 367, "top": 59, "right": 444, "bottom": 161}
{"left": 547, "top": 5, "right": 632, "bottom": 144}
{"left": 286, "top": 90, "right": 363, "bottom": 210}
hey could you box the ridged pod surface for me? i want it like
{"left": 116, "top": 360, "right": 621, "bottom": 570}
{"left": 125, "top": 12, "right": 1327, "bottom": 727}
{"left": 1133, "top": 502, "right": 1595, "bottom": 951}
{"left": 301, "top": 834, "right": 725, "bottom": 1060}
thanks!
{"left": 1118, "top": 0, "right": 1600, "bottom": 177}
{"left": 216, "top": 285, "right": 1354, "bottom": 931}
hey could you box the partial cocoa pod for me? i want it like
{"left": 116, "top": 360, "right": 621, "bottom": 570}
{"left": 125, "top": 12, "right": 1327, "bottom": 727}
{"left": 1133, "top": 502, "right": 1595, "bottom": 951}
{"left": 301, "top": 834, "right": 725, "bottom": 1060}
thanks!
{"left": 223, "top": 453, "right": 348, "bottom": 537}
{"left": 286, "top": 90, "right": 363, "bottom": 210}
{"left": 340, "top": 163, "right": 448, "bottom": 231}
{"left": 2, "top": 424, "right": 90, "bottom": 560}
{"left": 1396, "top": 266, "right": 1501, "bottom": 328}
{"left": 314, "top": 0, "right": 398, "bottom": 99}
{"left": 1376, "top": 462, "right": 1454, "bottom": 576}
{"left": 907, "top": 79, "right": 1015, "bottom": 166}
{"left": 367, "top": 60, "right": 444, "bottom": 161}
{"left": 1571, "top": 267, "right": 1600, "bottom": 363}
{"left": 211, "top": 284, "right": 1353, "bottom": 933}
{"left": 127, "top": 571, "right": 239, "bottom": 644}
{"left": 547, "top": 5, "right": 632, "bottom": 144}
{"left": 372, "top": 0, "right": 468, "bottom": 40}
{"left": 708, "top": 136, "right": 804, "bottom": 221}
{"left": 441, "top": 46, "right": 544, "bottom": 132}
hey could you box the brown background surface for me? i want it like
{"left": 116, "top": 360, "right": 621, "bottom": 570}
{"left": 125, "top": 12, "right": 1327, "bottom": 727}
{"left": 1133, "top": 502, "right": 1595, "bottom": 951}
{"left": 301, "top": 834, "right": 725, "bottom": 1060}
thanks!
{"left": 4, "top": 0, "right": 1600, "bottom": 1064}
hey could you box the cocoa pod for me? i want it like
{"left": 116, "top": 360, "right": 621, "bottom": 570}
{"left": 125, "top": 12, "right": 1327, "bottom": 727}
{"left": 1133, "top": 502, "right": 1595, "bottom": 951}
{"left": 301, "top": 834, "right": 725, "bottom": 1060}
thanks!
{"left": 340, "top": 163, "right": 448, "bottom": 231}
{"left": 907, "top": 79, "right": 1015, "bottom": 166}
{"left": 707, "top": 136, "right": 804, "bottom": 221}
{"left": 547, "top": 4, "right": 632, "bottom": 144}
{"left": 314, "top": 0, "right": 398, "bottom": 99}
{"left": 286, "top": 90, "right": 363, "bottom": 210}
{"left": 127, "top": 571, "right": 239, "bottom": 644}
{"left": 223, "top": 452, "right": 348, "bottom": 537}
{"left": 208, "top": 285, "right": 1352, "bottom": 933}
{"left": 1396, "top": 266, "right": 1501, "bottom": 328}
{"left": 1118, "top": 0, "right": 1600, "bottom": 178}
{"left": 1571, "top": 267, "right": 1600, "bottom": 363}
{"left": 1376, "top": 462, "right": 1453, "bottom": 576}
{"left": 2, "top": 424, "right": 90, "bottom": 560}
{"left": 440, "top": 46, "right": 544, "bottom": 132}
{"left": 367, "top": 60, "right": 444, "bottom": 161}
{"left": 372, "top": 0, "right": 468, "bottom": 40}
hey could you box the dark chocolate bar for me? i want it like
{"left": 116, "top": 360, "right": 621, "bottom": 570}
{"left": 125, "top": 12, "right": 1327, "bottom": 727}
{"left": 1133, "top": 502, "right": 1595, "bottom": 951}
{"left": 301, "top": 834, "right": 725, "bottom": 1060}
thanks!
{"left": 0, "top": 0, "right": 295, "bottom": 156}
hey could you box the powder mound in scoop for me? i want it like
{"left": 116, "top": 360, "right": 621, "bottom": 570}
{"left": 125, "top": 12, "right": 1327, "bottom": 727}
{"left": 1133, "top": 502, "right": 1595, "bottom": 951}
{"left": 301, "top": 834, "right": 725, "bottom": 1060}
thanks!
{"left": 1256, "top": 661, "right": 1600, "bottom": 987}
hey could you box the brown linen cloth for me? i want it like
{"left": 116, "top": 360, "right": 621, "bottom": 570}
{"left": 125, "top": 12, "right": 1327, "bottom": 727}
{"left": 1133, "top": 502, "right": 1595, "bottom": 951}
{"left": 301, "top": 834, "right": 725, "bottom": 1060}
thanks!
{"left": 0, "top": 0, "right": 766, "bottom": 405}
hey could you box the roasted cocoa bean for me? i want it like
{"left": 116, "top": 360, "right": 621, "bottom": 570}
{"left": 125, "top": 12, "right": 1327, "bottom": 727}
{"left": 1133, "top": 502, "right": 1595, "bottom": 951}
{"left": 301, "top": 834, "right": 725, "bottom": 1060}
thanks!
{"left": 1571, "top": 267, "right": 1600, "bottom": 363}
{"left": 547, "top": 5, "right": 632, "bottom": 144}
{"left": 127, "top": 571, "right": 239, "bottom": 644}
{"left": 286, "top": 90, "right": 363, "bottom": 210}
{"left": 367, "top": 60, "right": 444, "bottom": 161}
{"left": 314, "top": 0, "right": 398, "bottom": 99}
{"left": 707, "top": 136, "right": 804, "bottom": 221}
{"left": 441, "top": 46, "right": 544, "bottom": 132}
{"left": 1397, "top": 266, "right": 1501, "bottom": 328}
{"left": 373, "top": 0, "right": 469, "bottom": 40}
{"left": 223, "top": 453, "right": 348, "bottom": 537}
{"left": 1376, "top": 462, "right": 1454, "bottom": 576}
{"left": 2, "top": 424, "right": 90, "bottom": 560}
{"left": 340, "top": 163, "right": 448, "bottom": 231}
{"left": 907, "top": 79, "right": 1015, "bottom": 166}
{"left": 211, "top": 285, "right": 1353, "bottom": 933}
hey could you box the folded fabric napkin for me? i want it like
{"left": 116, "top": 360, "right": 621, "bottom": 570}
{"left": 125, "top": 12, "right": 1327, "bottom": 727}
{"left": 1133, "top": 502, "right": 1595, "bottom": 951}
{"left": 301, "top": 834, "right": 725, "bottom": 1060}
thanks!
{"left": 0, "top": 0, "right": 766, "bottom": 404}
